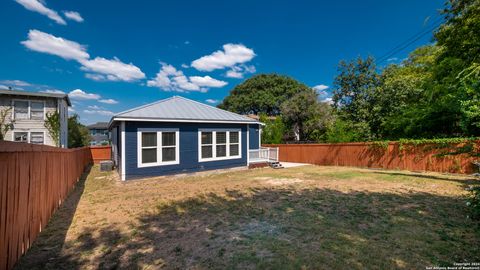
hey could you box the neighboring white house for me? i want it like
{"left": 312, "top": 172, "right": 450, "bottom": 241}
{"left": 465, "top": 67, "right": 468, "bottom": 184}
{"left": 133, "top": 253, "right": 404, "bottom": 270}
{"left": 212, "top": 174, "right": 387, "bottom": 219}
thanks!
{"left": 0, "top": 89, "right": 71, "bottom": 148}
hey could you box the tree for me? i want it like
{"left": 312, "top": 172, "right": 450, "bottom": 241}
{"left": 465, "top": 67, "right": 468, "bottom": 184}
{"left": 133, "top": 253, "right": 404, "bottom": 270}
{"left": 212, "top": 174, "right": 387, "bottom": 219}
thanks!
{"left": 0, "top": 107, "right": 14, "bottom": 140}
{"left": 219, "top": 74, "right": 312, "bottom": 115}
{"left": 259, "top": 114, "right": 285, "bottom": 144}
{"left": 44, "top": 111, "right": 60, "bottom": 146}
{"left": 68, "top": 114, "right": 91, "bottom": 148}
{"left": 281, "top": 90, "right": 333, "bottom": 141}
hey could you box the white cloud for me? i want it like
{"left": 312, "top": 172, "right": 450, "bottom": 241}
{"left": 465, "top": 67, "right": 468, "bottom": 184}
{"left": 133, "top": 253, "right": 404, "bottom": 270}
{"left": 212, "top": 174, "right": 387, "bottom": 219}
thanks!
{"left": 0, "top": 80, "right": 31, "bottom": 87}
{"left": 321, "top": 97, "right": 333, "bottom": 104}
{"left": 189, "top": 76, "right": 227, "bottom": 88}
{"left": 0, "top": 85, "right": 8, "bottom": 89}
{"left": 181, "top": 63, "right": 189, "bottom": 68}
{"left": 191, "top": 44, "right": 256, "bottom": 72}
{"left": 21, "top": 30, "right": 145, "bottom": 82}
{"left": 225, "top": 64, "right": 256, "bottom": 79}
{"left": 68, "top": 89, "right": 100, "bottom": 100}
{"left": 79, "top": 57, "right": 146, "bottom": 82}
{"left": 99, "top": 98, "right": 119, "bottom": 104}
{"left": 63, "top": 11, "right": 83, "bottom": 22}
{"left": 225, "top": 70, "right": 243, "bottom": 79}
{"left": 15, "top": 0, "right": 66, "bottom": 25}
{"left": 313, "top": 84, "right": 329, "bottom": 91}
{"left": 206, "top": 99, "right": 219, "bottom": 104}
{"left": 83, "top": 109, "right": 115, "bottom": 116}
{"left": 40, "top": 89, "right": 65, "bottom": 94}
{"left": 21, "top": 29, "right": 89, "bottom": 61}
{"left": 87, "top": 105, "right": 103, "bottom": 110}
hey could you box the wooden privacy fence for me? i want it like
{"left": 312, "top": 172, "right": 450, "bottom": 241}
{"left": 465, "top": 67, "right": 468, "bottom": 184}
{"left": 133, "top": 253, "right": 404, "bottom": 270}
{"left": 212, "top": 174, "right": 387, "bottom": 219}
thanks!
{"left": 264, "top": 142, "right": 479, "bottom": 174}
{"left": 89, "top": 146, "right": 111, "bottom": 164}
{"left": 0, "top": 141, "right": 92, "bottom": 270}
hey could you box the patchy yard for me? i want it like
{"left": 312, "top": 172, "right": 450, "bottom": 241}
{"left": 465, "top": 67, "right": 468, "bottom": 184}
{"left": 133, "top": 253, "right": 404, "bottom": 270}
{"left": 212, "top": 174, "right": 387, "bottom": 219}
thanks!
{"left": 15, "top": 165, "right": 480, "bottom": 269}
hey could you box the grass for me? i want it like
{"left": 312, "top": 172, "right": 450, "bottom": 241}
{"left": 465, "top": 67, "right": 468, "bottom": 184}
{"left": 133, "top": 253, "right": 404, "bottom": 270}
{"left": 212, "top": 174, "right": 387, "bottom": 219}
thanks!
{"left": 15, "top": 165, "right": 480, "bottom": 269}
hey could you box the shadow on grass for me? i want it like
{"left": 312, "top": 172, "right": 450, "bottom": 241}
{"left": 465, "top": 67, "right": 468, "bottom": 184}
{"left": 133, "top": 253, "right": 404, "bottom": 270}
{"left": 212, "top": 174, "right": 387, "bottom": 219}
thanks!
{"left": 17, "top": 183, "right": 480, "bottom": 269}
{"left": 369, "top": 170, "right": 479, "bottom": 186}
{"left": 14, "top": 165, "right": 92, "bottom": 270}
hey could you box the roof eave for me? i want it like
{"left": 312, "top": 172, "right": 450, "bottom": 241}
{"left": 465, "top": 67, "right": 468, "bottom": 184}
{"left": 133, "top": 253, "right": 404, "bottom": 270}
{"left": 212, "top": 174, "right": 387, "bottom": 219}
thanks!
{"left": 108, "top": 116, "right": 263, "bottom": 129}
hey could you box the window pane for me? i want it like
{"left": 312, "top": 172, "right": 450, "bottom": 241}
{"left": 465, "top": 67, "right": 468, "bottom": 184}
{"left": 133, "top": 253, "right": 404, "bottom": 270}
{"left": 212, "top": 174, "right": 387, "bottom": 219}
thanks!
{"left": 162, "top": 147, "right": 175, "bottom": 162}
{"left": 216, "top": 145, "right": 227, "bottom": 157}
{"left": 142, "top": 132, "right": 157, "bottom": 147}
{"left": 14, "top": 101, "right": 29, "bottom": 119}
{"left": 201, "top": 132, "right": 212, "bottom": 144}
{"left": 230, "top": 132, "right": 239, "bottom": 143}
{"left": 230, "top": 144, "right": 239, "bottom": 156}
{"left": 162, "top": 132, "right": 176, "bottom": 146}
{"left": 14, "top": 132, "right": 28, "bottom": 142}
{"left": 216, "top": 132, "right": 226, "bottom": 144}
{"left": 30, "top": 132, "right": 44, "bottom": 144}
{"left": 201, "top": 145, "right": 212, "bottom": 158}
{"left": 142, "top": 148, "right": 157, "bottom": 163}
{"left": 31, "top": 111, "right": 43, "bottom": 120}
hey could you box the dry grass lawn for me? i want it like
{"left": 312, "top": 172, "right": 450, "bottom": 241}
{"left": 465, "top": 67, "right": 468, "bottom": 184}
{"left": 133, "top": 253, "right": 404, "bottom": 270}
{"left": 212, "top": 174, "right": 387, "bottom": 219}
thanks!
{"left": 15, "top": 165, "right": 480, "bottom": 269}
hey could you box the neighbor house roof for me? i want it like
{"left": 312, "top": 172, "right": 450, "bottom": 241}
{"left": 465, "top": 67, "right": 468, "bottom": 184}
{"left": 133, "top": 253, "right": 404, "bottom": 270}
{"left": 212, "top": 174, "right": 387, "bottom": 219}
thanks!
{"left": 110, "top": 96, "right": 261, "bottom": 126}
{"left": 0, "top": 89, "right": 71, "bottom": 106}
{"left": 87, "top": 122, "right": 109, "bottom": 129}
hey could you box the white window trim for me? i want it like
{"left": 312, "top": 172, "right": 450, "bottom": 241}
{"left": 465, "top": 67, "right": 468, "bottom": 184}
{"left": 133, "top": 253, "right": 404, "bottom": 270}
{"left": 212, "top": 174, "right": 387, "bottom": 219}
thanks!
{"left": 11, "top": 99, "right": 46, "bottom": 121}
{"left": 12, "top": 130, "right": 46, "bottom": 144}
{"left": 137, "top": 129, "right": 180, "bottom": 168}
{"left": 198, "top": 130, "right": 242, "bottom": 162}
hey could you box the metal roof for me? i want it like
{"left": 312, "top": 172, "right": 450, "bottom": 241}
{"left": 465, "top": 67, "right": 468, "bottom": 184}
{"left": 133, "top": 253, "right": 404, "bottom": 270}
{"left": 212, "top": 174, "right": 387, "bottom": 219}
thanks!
{"left": 0, "top": 89, "right": 71, "bottom": 106}
{"left": 87, "top": 122, "right": 109, "bottom": 129}
{"left": 112, "top": 96, "right": 260, "bottom": 124}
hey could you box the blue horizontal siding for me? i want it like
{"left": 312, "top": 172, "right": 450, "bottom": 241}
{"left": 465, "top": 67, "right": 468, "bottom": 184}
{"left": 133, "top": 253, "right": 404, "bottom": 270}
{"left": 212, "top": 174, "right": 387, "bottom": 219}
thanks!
{"left": 124, "top": 121, "right": 250, "bottom": 180}
{"left": 249, "top": 124, "right": 260, "bottom": 149}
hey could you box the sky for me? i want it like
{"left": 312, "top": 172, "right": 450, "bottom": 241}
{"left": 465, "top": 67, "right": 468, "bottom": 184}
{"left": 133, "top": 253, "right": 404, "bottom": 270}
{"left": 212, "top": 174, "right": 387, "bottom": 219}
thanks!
{"left": 0, "top": 0, "right": 444, "bottom": 124}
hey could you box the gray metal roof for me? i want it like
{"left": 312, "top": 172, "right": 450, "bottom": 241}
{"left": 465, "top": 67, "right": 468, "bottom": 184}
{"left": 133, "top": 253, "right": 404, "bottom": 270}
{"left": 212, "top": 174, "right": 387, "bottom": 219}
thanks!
{"left": 112, "top": 96, "right": 260, "bottom": 124}
{"left": 0, "top": 89, "right": 71, "bottom": 106}
{"left": 87, "top": 122, "right": 109, "bottom": 129}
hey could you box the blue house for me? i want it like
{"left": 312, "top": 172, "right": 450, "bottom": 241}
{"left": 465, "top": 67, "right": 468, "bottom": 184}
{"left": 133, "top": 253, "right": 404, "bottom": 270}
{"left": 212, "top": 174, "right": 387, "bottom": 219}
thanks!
{"left": 109, "top": 96, "right": 275, "bottom": 180}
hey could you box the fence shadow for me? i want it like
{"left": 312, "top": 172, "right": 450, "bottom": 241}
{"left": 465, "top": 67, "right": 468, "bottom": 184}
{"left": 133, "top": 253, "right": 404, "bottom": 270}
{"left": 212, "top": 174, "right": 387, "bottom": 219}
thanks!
{"left": 17, "top": 186, "right": 480, "bottom": 269}
{"left": 13, "top": 165, "right": 92, "bottom": 270}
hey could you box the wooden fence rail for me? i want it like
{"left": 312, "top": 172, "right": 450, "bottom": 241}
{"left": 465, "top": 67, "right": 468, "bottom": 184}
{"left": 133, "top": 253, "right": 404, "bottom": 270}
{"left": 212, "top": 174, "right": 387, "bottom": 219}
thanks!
{"left": 264, "top": 142, "right": 478, "bottom": 174}
{"left": 0, "top": 141, "right": 92, "bottom": 270}
{"left": 89, "top": 146, "right": 112, "bottom": 164}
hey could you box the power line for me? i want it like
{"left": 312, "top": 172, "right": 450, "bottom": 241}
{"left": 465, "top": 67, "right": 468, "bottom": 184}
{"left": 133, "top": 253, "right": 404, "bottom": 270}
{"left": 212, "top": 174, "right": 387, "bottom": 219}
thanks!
{"left": 377, "top": 17, "right": 444, "bottom": 64}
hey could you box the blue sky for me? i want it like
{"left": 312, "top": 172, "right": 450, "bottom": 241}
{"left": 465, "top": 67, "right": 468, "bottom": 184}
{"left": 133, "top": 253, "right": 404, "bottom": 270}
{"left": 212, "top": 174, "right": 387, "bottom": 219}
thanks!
{"left": 0, "top": 0, "right": 444, "bottom": 124}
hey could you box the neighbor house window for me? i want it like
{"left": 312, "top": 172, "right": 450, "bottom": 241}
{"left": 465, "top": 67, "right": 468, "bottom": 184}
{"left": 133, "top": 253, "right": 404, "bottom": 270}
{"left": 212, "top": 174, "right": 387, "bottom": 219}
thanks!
{"left": 14, "top": 101, "right": 29, "bottom": 120}
{"left": 137, "top": 129, "right": 179, "bottom": 167}
{"left": 199, "top": 130, "right": 241, "bottom": 162}
{"left": 14, "top": 132, "right": 28, "bottom": 142}
{"left": 30, "top": 101, "right": 44, "bottom": 120}
{"left": 30, "top": 132, "right": 44, "bottom": 144}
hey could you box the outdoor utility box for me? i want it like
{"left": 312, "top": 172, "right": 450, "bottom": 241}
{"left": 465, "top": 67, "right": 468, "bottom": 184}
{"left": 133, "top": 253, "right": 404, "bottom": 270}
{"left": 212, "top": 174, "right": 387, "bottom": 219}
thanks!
{"left": 100, "top": 160, "right": 114, "bottom": 171}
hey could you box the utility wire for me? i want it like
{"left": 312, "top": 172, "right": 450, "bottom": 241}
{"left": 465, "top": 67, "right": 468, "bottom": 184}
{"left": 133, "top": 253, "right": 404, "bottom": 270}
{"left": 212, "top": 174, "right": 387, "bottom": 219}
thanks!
{"left": 377, "top": 16, "right": 444, "bottom": 64}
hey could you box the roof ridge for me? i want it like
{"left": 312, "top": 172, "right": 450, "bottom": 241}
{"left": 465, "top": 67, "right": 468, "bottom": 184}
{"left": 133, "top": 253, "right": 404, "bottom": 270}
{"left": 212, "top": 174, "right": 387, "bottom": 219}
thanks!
{"left": 174, "top": 96, "right": 252, "bottom": 120}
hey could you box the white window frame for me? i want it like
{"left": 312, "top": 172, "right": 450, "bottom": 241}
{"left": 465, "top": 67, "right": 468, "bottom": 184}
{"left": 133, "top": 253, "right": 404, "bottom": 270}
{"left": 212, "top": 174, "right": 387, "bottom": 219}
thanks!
{"left": 198, "top": 129, "right": 242, "bottom": 162}
{"left": 12, "top": 130, "right": 46, "bottom": 144}
{"left": 137, "top": 129, "right": 180, "bottom": 168}
{"left": 12, "top": 99, "right": 45, "bottom": 121}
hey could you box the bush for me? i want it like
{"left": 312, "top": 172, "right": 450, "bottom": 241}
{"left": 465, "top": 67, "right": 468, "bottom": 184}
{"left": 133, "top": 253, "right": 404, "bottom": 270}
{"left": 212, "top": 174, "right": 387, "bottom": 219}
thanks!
{"left": 467, "top": 184, "right": 480, "bottom": 220}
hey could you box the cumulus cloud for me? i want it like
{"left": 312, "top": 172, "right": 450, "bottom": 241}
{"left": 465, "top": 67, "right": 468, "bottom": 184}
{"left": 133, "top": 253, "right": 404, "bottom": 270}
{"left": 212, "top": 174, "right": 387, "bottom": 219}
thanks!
{"left": 225, "top": 64, "right": 256, "bottom": 79}
{"left": 189, "top": 76, "right": 227, "bottom": 88}
{"left": 21, "top": 30, "right": 145, "bottom": 82}
{"left": 205, "top": 99, "right": 219, "bottom": 104}
{"left": 40, "top": 89, "right": 65, "bottom": 94}
{"left": 99, "top": 98, "right": 119, "bottom": 104}
{"left": 191, "top": 44, "right": 256, "bottom": 72}
{"left": 147, "top": 62, "right": 227, "bottom": 92}
{"left": 87, "top": 105, "right": 103, "bottom": 110}
{"left": 21, "top": 29, "right": 89, "bottom": 61}
{"left": 68, "top": 89, "right": 100, "bottom": 100}
{"left": 321, "top": 97, "right": 333, "bottom": 104}
{"left": 63, "top": 11, "right": 83, "bottom": 22}
{"left": 83, "top": 109, "right": 115, "bottom": 116}
{"left": 0, "top": 80, "right": 31, "bottom": 87}
{"left": 15, "top": 0, "right": 66, "bottom": 25}
{"left": 79, "top": 57, "right": 146, "bottom": 82}
{"left": 313, "top": 84, "right": 329, "bottom": 91}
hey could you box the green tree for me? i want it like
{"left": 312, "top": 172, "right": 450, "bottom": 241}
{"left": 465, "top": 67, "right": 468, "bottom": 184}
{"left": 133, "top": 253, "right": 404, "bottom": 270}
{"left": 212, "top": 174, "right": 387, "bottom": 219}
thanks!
{"left": 259, "top": 114, "right": 285, "bottom": 144}
{"left": 44, "top": 111, "right": 60, "bottom": 146}
{"left": 68, "top": 114, "right": 91, "bottom": 148}
{"left": 219, "top": 74, "right": 312, "bottom": 115}
{"left": 0, "top": 107, "right": 14, "bottom": 140}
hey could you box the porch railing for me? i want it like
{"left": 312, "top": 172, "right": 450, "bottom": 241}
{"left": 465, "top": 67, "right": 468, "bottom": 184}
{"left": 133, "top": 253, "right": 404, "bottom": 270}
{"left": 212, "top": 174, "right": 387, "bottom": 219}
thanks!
{"left": 249, "top": 147, "right": 279, "bottom": 163}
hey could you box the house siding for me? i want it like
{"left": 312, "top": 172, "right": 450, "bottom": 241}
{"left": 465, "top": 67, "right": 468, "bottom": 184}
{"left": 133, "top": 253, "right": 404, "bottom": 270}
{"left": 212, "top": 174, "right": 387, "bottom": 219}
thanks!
{"left": 0, "top": 96, "right": 68, "bottom": 147}
{"left": 249, "top": 124, "right": 261, "bottom": 149}
{"left": 122, "top": 121, "right": 250, "bottom": 180}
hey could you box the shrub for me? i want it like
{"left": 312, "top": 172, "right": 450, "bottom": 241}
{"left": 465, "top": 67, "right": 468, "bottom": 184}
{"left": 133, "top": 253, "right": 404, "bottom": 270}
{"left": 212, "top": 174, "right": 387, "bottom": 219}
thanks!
{"left": 467, "top": 184, "right": 480, "bottom": 220}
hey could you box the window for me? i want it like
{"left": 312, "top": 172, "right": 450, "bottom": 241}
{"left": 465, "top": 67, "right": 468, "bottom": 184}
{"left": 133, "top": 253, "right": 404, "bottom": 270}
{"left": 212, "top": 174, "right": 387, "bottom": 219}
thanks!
{"left": 14, "top": 132, "right": 28, "bottom": 142}
{"left": 199, "top": 130, "right": 241, "bottom": 162}
{"left": 137, "top": 130, "right": 179, "bottom": 167}
{"left": 91, "top": 129, "right": 97, "bottom": 136}
{"left": 30, "top": 101, "right": 44, "bottom": 120}
{"left": 30, "top": 132, "right": 44, "bottom": 144}
{"left": 14, "top": 101, "right": 29, "bottom": 120}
